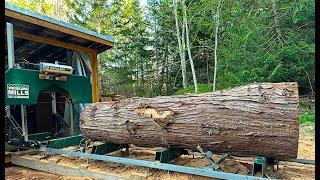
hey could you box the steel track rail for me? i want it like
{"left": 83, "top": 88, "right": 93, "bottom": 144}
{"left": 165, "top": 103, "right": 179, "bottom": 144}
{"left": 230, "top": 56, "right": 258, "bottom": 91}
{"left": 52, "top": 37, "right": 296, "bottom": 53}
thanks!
{"left": 39, "top": 147, "right": 269, "bottom": 180}
{"left": 287, "top": 158, "right": 315, "bottom": 165}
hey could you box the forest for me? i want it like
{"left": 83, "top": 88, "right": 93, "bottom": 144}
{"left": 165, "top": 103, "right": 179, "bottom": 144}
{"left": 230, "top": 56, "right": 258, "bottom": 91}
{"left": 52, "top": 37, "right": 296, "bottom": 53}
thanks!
{"left": 4, "top": 1, "right": 316, "bottom": 179}
{"left": 7, "top": 0, "right": 315, "bottom": 98}
{"left": 69, "top": 0, "right": 315, "bottom": 98}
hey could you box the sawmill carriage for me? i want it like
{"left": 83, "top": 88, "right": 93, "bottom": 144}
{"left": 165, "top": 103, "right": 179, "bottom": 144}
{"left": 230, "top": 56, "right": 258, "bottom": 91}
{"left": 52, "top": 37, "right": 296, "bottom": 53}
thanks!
{"left": 5, "top": 2, "right": 114, "bottom": 147}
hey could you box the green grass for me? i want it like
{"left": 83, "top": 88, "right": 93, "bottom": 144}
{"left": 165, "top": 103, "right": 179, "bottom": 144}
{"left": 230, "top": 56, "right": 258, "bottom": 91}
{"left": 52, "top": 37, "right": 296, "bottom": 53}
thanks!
{"left": 299, "top": 105, "right": 315, "bottom": 124}
{"left": 175, "top": 84, "right": 213, "bottom": 95}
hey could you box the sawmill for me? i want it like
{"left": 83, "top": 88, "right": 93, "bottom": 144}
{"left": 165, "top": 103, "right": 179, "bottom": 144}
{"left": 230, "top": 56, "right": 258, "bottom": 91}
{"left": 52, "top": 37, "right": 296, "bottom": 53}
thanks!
{"left": 4, "top": 2, "right": 314, "bottom": 180}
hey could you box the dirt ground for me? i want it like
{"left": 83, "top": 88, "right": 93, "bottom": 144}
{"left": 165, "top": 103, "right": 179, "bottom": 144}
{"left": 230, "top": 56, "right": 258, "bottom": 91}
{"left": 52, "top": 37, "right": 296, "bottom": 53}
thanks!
{"left": 298, "top": 122, "right": 315, "bottom": 160}
{"left": 5, "top": 123, "right": 315, "bottom": 180}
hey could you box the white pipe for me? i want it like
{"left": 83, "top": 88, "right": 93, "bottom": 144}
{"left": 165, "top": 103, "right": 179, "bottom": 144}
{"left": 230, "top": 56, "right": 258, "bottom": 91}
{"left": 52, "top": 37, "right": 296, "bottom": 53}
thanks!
{"left": 6, "top": 22, "right": 14, "bottom": 139}
{"left": 6, "top": 22, "right": 15, "bottom": 69}
{"left": 20, "top": 105, "right": 28, "bottom": 141}
{"left": 51, "top": 93, "right": 57, "bottom": 114}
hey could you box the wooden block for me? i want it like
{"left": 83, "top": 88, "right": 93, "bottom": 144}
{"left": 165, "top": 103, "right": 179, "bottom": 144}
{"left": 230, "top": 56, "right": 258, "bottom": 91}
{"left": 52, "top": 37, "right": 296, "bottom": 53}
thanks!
{"left": 79, "top": 164, "right": 89, "bottom": 170}
{"left": 5, "top": 152, "right": 11, "bottom": 163}
{"left": 48, "top": 157, "right": 60, "bottom": 164}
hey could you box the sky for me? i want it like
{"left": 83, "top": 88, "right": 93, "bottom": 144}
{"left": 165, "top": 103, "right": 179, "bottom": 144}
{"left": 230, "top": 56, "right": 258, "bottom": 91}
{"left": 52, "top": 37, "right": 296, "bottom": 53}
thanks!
{"left": 140, "top": 0, "right": 148, "bottom": 8}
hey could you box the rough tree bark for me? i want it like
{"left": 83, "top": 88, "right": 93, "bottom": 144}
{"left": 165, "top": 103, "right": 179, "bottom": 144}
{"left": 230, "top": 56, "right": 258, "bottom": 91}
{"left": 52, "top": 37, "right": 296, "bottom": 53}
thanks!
{"left": 80, "top": 82, "right": 299, "bottom": 160}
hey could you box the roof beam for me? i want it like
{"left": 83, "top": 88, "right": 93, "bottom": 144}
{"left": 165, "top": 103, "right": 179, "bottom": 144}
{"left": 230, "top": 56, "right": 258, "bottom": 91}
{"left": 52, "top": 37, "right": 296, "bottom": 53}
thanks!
{"left": 13, "top": 30, "right": 96, "bottom": 54}
{"left": 12, "top": 29, "right": 44, "bottom": 53}
{"left": 23, "top": 34, "right": 74, "bottom": 62}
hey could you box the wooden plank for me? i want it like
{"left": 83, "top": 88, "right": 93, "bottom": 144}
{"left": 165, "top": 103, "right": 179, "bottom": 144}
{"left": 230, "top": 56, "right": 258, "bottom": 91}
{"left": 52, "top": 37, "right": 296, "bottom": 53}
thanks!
{"left": 13, "top": 30, "right": 96, "bottom": 54}
{"left": 5, "top": 152, "right": 12, "bottom": 163}
{"left": 5, "top": 9, "right": 114, "bottom": 48}
{"left": 12, "top": 155, "right": 126, "bottom": 180}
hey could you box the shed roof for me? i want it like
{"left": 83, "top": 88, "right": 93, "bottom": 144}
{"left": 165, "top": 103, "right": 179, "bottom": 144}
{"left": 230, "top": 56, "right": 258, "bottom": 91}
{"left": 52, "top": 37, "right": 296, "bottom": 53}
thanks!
{"left": 5, "top": 2, "right": 115, "bottom": 63}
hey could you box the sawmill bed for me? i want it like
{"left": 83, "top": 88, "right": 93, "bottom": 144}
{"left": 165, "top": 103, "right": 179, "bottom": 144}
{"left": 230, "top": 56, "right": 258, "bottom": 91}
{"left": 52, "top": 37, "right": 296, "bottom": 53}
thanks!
{"left": 6, "top": 149, "right": 315, "bottom": 180}
{"left": 5, "top": 123, "right": 315, "bottom": 180}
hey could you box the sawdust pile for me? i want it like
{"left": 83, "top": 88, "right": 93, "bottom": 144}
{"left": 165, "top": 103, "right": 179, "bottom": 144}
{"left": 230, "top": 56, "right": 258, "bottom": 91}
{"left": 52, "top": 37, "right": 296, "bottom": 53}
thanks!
{"left": 5, "top": 166, "right": 93, "bottom": 180}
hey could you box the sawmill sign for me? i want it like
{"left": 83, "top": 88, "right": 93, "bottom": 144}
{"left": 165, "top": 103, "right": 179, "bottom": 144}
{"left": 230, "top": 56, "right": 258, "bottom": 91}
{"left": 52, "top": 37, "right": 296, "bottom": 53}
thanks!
{"left": 7, "top": 84, "right": 29, "bottom": 99}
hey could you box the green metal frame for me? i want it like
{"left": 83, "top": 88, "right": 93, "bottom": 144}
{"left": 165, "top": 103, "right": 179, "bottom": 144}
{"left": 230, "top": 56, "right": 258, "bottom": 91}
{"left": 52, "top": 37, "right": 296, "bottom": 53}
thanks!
{"left": 92, "top": 143, "right": 129, "bottom": 155}
{"left": 252, "top": 156, "right": 278, "bottom": 177}
{"left": 47, "top": 135, "right": 84, "bottom": 149}
{"left": 5, "top": 68, "right": 92, "bottom": 105}
{"left": 252, "top": 156, "right": 266, "bottom": 177}
{"left": 28, "top": 132, "right": 52, "bottom": 141}
{"left": 254, "top": 157, "right": 266, "bottom": 165}
{"left": 155, "top": 148, "right": 188, "bottom": 163}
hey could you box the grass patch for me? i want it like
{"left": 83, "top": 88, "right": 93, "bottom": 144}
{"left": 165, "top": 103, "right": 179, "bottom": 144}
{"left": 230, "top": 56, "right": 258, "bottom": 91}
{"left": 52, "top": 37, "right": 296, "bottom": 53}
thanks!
{"left": 300, "top": 112, "right": 315, "bottom": 124}
{"left": 299, "top": 104, "right": 315, "bottom": 124}
{"left": 175, "top": 84, "right": 213, "bottom": 95}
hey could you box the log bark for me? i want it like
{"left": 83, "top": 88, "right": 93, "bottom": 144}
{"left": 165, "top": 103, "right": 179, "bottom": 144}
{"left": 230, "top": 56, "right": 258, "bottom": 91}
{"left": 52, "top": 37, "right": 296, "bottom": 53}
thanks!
{"left": 80, "top": 82, "right": 299, "bottom": 160}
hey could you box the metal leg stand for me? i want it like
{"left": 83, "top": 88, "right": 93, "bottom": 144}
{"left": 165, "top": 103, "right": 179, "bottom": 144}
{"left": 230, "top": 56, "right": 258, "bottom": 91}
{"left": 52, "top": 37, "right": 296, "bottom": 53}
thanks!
{"left": 6, "top": 105, "right": 12, "bottom": 139}
{"left": 70, "top": 104, "right": 74, "bottom": 135}
{"left": 21, "top": 105, "right": 28, "bottom": 142}
{"left": 197, "top": 145, "right": 230, "bottom": 170}
{"left": 252, "top": 156, "right": 278, "bottom": 177}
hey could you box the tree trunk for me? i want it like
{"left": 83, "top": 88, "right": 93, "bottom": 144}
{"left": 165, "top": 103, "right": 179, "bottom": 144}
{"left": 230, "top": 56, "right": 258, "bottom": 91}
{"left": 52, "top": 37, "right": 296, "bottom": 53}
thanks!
{"left": 272, "top": 0, "right": 283, "bottom": 46}
{"left": 213, "top": 0, "right": 221, "bottom": 91}
{"left": 173, "top": 0, "right": 187, "bottom": 88}
{"left": 182, "top": 0, "right": 198, "bottom": 93}
{"left": 80, "top": 82, "right": 299, "bottom": 160}
{"left": 181, "top": 12, "right": 187, "bottom": 87}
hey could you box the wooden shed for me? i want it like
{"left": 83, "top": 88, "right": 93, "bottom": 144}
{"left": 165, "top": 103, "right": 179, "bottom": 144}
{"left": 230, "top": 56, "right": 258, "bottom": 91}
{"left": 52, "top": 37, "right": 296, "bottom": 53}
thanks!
{"left": 5, "top": 2, "right": 115, "bottom": 138}
{"left": 5, "top": 2, "right": 114, "bottom": 102}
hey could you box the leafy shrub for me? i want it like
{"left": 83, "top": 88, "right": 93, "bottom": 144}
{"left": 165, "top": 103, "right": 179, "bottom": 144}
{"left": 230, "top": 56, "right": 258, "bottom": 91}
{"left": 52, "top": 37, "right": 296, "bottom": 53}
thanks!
{"left": 299, "top": 104, "right": 315, "bottom": 124}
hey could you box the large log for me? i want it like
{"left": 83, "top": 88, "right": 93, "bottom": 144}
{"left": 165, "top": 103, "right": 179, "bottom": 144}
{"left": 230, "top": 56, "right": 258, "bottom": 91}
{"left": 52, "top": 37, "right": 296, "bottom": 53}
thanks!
{"left": 80, "top": 82, "right": 299, "bottom": 159}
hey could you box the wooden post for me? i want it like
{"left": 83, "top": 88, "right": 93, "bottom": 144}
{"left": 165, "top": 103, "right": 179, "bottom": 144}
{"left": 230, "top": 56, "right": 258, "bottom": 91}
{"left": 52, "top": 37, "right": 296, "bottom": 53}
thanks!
{"left": 89, "top": 51, "right": 99, "bottom": 103}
